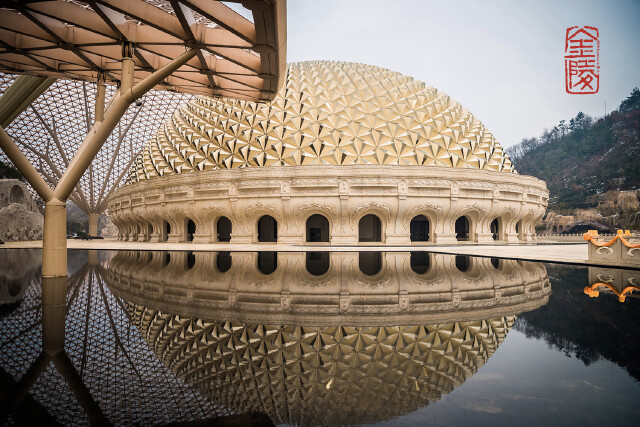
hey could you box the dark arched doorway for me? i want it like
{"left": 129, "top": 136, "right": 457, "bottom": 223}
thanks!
{"left": 217, "top": 216, "right": 232, "bottom": 242}
{"left": 490, "top": 218, "right": 500, "bottom": 241}
{"left": 359, "top": 252, "right": 382, "bottom": 276}
{"left": 455, "top": 216, "right": 470, "bottom": 241}
{"left": 10, "top": 185, "right": 24, "bottom": 204}
{"left": 358, "top": 214, "right": 381, "bottom": 242}
{"left": 306, "top": 214, "right": 330, "bottom": 242}
{"left": 258, "top": 215, "right": 277, "bottom": 242}
{"left": 257, "top": 251, "right": 277, "bottom": 274}
{"left": 516, "top": 220, "right": 523, "bottom": 239}
{"left": 410, "top": 215, "right": 430, "bottom": 242}
{"left": 162, "top": 220, "right": 171, "bottom": 241}
{"left": 186, "top": 219, "right": 196, "bottom": 242}
{"left": 306, "top": 252, "right": 330, "bottom": 276}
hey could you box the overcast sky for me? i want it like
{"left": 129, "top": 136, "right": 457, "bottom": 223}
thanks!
{"left": 279, "top": 0, "right": 640, "bottom": 147}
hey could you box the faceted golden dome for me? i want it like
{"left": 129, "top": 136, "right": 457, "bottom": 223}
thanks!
{"left": 127, "top": 61, "right": 515, "bottom": 184}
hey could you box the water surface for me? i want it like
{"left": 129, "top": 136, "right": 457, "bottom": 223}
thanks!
{"left": 0, "top": 249, "right": 638, "bottom": 426}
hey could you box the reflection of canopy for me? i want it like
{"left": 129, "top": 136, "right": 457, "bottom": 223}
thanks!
{"left": 127, "top": 303, "right": 515, "bottom": 426}
{"left": 0, "top": 252, "right": 227, "bottom": 424}
{"left": 106, "top": 251, "right": 551, "bottom": 326}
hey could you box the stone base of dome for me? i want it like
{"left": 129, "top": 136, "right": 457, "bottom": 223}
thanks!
{"left": 108, "top": 165, "right": 548, "bottom": 245}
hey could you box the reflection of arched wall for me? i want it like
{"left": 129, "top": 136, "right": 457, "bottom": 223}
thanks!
{"left": 109, "top": 166, "right": 548, "bottom": 244}
{"left": 105, "top": 251, "right": 551, "bottom": 325}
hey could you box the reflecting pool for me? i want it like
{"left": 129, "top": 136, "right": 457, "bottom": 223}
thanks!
{"left": 1, "top": 249, "right": 639, "bottom": 426}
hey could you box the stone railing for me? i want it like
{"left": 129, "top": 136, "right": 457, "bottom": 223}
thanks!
{"left": 538, "top": 233, "right": 618, "bottom": 242}
{"left": 583, "top": 230, "right": 640, "bottom": 267}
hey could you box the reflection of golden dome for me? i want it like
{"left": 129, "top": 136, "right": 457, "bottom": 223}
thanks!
{"left": 127, "top": 303, "right": 514, "bottom": 426}
{"left": 127, "top": 61, "right": 515, "bottom": 183}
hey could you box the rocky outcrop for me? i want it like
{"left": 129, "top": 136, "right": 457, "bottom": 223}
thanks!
{"left": 0, "top": 203, "right": 43, "bottom": 241}
{"left": 0, "top": 179, "right": 41, "bottom": 213}
{"left": 540, "top": 190, "right": 640, "bottom": 233}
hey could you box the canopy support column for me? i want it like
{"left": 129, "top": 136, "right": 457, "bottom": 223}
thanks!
{"left": 0, "top": 47, "right": 197, "bottom": 278}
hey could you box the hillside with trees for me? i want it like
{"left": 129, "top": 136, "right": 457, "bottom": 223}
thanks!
{"left": 507, "top": 88, "right": 640, "bottom": 215}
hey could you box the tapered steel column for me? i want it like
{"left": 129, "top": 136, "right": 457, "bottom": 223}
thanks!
{"left": 1, "top": 46, "right": 196, "bottom": 279}
{"left": 88, "top": 213, "right": 99, "bottom": 236}
{"left": 42, "top": 199, "right": 67, "bottom": 278}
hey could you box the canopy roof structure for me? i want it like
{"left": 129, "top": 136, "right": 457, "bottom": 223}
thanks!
{"left": 0, "top": 0, "right": 287, "bottom": 279}
{"left": 0, "top": 0, "right": 286, "bottom": 100}
{"left": 0, "top": 73, "right": 191, "bottom": 218}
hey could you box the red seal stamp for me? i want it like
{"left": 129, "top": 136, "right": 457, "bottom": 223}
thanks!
{"left": 565, "top": 26, "right": 600, "bottom": 94}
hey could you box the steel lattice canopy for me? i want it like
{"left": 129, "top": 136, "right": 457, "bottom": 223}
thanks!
{"left": 0, "top": 0, "right": 286, "bottom": 101}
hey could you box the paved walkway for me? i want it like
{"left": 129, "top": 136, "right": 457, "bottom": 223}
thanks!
{"left": 1, "top": 239, "right": 596, "bottom": 266}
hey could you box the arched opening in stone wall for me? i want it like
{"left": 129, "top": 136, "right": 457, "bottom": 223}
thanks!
{"left": 258, "top": 215, "right": 278, "bottom": 242}
{"left": 516, "top": 219, "right": 523, "bottom": 239}
{"left": 359, "top": 251, "right": 382, "bottom": 276}
{"left": 162, "top": 220, "right": 171, "bottom": 241}
{"left": 306, "top": 251, "right": 329, "bottom": 276}
{"left": 455, "top": 255, "right": 470, "bottom": 272}
{"left": 410, "top": 215, "right": 430, "bottom": 242}
{"left": 217, "top": 216, "right": 232, "bottom": 242}
{"left": 147, "top": 223, "right": 153, "bottom": 239}
{"left": 455, "top": 216, "right": 470, "bottom": 241}
{"left": 216, "top": 251, "right": 232, "bottom": 272}
{"left": 410, "top": 252, "right": 430, "bottom": 274}
{"left": 10, "top": 185, "right": 24, "bottom": 205}
{"left": 306, "top": 214, "right": 330, "bottom": 242}
{"left": 257, "top": 251, "right": 277, "bottom": 274}
{"left": 490, "top": 218, "right": 500, "bottom": 241}
{"left": 186, "top": 219, "right": 196, "bottom": 242}
{"left": 552, "top": 225, "right": 558, "bottom": 233}
{"left": 358, "top": 214, "right": 382, "bottom": 242}
{"left": 186, "top": 251, "right": 195, "bottom": 269}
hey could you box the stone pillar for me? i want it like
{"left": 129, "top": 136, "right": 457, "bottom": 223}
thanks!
{"left": 192, "top": 233, "right": 210, "bottom": 244}
{"left": 476, "top": 233, "right": 495, "bottom": 244}
{"left": 42, "top": 199, "right": 67, "bottom": 278}
{"left": 88, "top": 213, "right": 99, "bottom": 236}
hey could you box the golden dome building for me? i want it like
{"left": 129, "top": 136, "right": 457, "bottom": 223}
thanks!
{"left": 108, "top": 61, "right": 548, "bottom": 244}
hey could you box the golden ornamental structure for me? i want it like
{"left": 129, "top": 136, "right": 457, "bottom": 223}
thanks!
{"left": 126, "top": 61, "right": 515, "bottom": 181}
{"left": 110, "top": 62, "right": 548, "bottom": 245}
